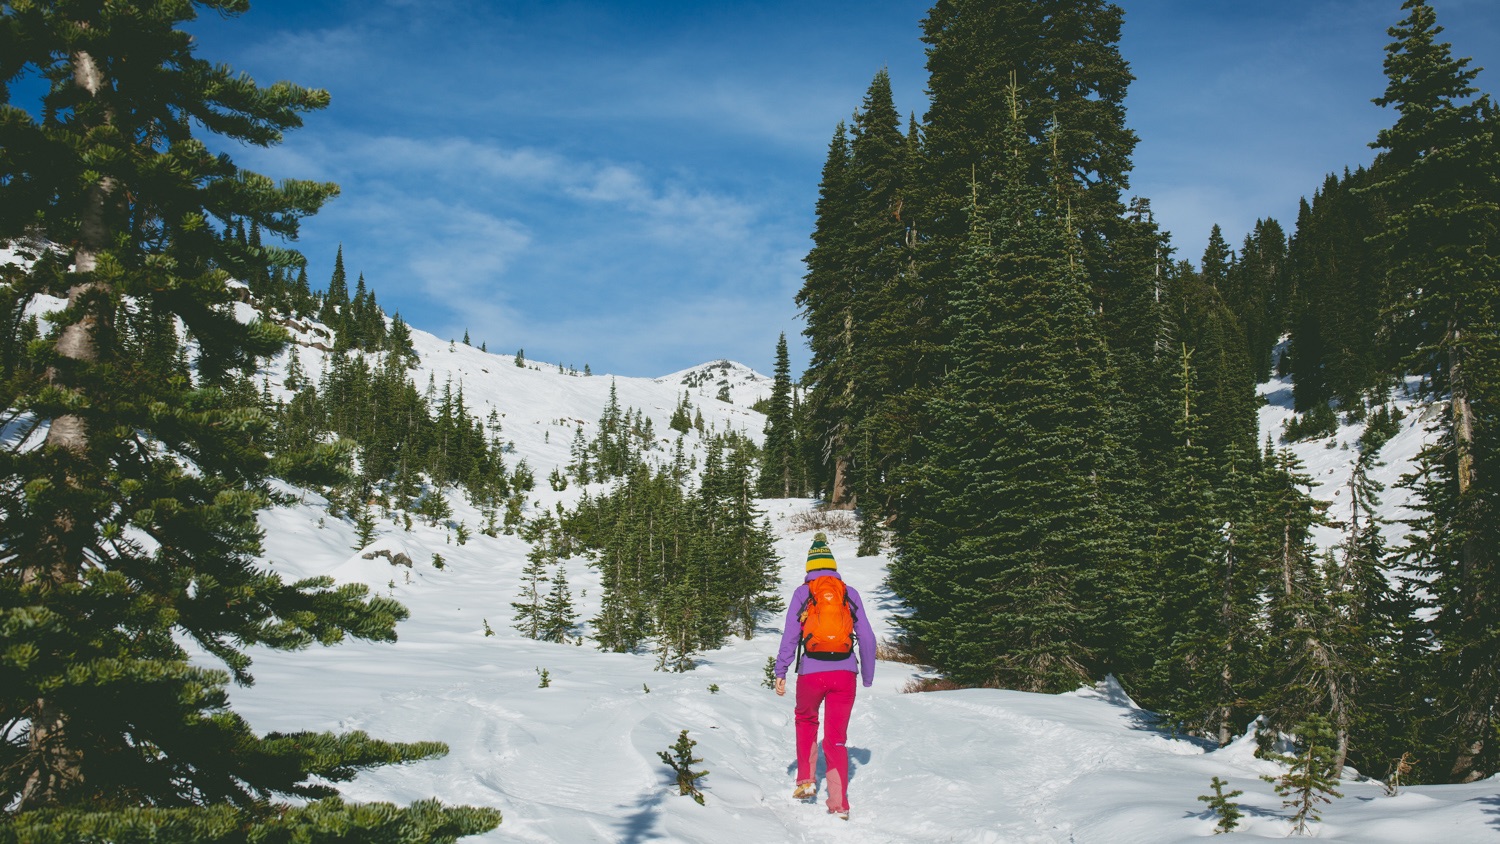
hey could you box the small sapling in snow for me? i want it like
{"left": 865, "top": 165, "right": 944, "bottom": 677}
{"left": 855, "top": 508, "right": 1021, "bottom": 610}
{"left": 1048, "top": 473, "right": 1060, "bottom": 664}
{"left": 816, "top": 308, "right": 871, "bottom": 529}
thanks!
{"left": 536, "top": 667, "right": 551, "bottom": 688}
{"left": 707, "top": 684, "right": 719, "bottom": 694}
{"left": 1197, "top": 776, "right": 1243, "bottom": 834}
{"left": 762, "top": 656, "right": 777, "bottom": 689}
{"left": 658, "top": 730, "right": 709, "bottom": 805}
{"left": 1261, "top": 714, "right": 1343, "bottom": 835}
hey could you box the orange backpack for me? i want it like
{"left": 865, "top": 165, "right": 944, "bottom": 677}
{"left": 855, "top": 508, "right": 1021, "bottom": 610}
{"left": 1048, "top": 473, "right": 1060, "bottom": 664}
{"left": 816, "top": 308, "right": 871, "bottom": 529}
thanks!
{"left": 799, "top": 575, "right": 856, "bottom": 661}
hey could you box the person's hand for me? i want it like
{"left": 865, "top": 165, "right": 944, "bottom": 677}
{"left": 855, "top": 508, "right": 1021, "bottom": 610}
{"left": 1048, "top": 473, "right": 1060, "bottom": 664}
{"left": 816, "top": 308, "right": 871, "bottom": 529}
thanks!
{"left": 775, "top": 677, "right": 786, "bottom": 696}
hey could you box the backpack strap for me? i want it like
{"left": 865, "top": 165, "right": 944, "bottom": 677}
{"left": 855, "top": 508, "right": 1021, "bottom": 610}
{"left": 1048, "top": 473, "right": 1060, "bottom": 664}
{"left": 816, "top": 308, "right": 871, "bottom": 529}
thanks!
{"left": 794, "top": 592, "right": 811, "bottom": 673}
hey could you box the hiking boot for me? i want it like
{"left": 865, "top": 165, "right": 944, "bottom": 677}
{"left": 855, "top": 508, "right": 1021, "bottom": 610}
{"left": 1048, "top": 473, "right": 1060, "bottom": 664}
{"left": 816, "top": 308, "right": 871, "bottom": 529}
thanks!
{"left": 792, "top": 781, "right": 816, "bottom": 800}
{"left": 828, "top": 808, "right": 850, "bottom": 820}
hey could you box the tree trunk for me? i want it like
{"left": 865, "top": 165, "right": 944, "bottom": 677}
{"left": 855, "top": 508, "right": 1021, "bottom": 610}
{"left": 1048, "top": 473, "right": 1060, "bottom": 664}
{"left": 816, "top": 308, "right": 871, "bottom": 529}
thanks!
{"left": 829, "top": 453, "right": 855, "bottom": 510}
{"left": 1447, "top": 326, "right": 1489, "bottom": 782}
{"left": 19, "top": 42, "right": 114, "bottom": 810}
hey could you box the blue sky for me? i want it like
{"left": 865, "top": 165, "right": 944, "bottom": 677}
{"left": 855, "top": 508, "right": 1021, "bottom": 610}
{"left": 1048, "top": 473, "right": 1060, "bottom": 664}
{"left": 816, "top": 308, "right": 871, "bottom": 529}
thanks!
{"left": 187, "top": 0, "right": 1500, "bottom": 377}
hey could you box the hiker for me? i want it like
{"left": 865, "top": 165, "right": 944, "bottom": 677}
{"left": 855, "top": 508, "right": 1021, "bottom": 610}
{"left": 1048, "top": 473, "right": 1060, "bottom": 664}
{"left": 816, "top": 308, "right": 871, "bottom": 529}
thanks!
{"left": 773, "top": 531, "right": 875, "bottom": 820}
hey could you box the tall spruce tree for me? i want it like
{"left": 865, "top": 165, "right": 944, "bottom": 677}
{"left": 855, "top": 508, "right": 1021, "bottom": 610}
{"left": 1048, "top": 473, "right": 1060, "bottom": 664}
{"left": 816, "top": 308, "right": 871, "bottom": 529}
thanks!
{"left": 1253, "top": 448, "right": 1339, "bottom": 750}
{"left": 756, "top": 333, "right": 796, "bottom": 498}
{"left": 842, "top": 70, "right": 925, "bottom": 525}
{"left": 0, "top": 3, "right": 497, "bottom": 837}
{"left": 920, "top": 0, "right": 1138, "bottom": 301}
{"left": 1368, "top": 0, "right": 1500, "bottom": 782}
{"left": 1145, "top": 347, "right": 1244, "bottom": 743}
{"left": 795, "top": 121, "right": 856, "bottom": 504}
{"left": 890, "top": 89, "right": 1133, "bottom": 691}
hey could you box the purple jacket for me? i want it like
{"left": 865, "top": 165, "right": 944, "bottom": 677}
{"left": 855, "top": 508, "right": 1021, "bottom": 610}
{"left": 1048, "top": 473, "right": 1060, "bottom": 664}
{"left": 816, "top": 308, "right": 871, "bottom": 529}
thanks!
{"left": 774, "top": 570, "right": 876, "bottom": 687}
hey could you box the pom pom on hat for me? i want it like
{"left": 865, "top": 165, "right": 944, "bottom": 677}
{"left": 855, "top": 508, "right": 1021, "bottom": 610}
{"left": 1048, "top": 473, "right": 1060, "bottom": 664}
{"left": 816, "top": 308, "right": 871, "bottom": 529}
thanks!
{"left": 806, "top": 531, "right": 837, "bottom": 571}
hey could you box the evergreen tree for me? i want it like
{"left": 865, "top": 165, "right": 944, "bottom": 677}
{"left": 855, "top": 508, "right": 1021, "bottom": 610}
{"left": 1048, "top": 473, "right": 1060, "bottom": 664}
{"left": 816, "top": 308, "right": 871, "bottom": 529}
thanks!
{"left": 0, "top": 2, "right": 495, "bottom": 836}
{"left": 1368, "top": 0, "right": 1500, "bottom": 783}
{"left": 319, "top": 245, "right": 350, "bottom": 329}
{"left": 1196, "top": 776, "right": 1244, "bottom": 835}
{"left": 669, "top": 391, "right": 693, "bottom": 434}
{"left": 657, "top": 730, "right": 708, "bottom": 805}
{"left": 796, "top": 122, "right": 857, "bottom": 506}
{"left": 920, "top": 0, "right": 1138, "bottom": 309}
{"left": 842, "top": 69, "right": 922, "bottom": 523}
{"left": 1199, "top": 224, "right": 1233, "bottom": 292}
{"left": 1144, "top": 347, "right": 1247, "bottom": 743}
{"left": 511, "top": 544, "right": 552, "bottom": 641}
{"left": 1166, "top": 253, "right": 1259, "bottom": 460}
{"left": 1261, "top": 714, "right": 1344, "bottom": 835}
{"left": 1325, "top": 434, "right": 1397, "bottom": 772}
{"left": 1223, "top": 217, "right": 1288, "bottom": 384}
{"left": 890, "top": 91, "right": 1135, "bottom": 691}
{"left": 1253, "top": 448, "right": 1340, "bottom": 747}
{"left": 757, "top": 333, "right": 796, "bottom": 497}
{"left": 1283, "top": 168, "right": 1389, "bottom": 412}
{"left": 540, "top": 566, "right": 579, "bottom": 644}
{"left": 353, "top": 488, "right": 378, "bottom": 550}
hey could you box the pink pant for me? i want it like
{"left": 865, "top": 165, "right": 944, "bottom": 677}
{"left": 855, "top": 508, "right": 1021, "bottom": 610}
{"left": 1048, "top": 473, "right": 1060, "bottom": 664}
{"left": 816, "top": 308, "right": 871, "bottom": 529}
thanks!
{"left": 795, "top": 670, "right": 856, "bottom": 813}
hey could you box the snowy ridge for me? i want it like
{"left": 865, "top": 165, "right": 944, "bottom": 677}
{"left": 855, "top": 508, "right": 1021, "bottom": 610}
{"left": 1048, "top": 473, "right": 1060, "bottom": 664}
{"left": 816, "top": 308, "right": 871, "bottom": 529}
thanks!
{"left": 656, "top": 359, "right": 774, "bottom": 410}
{"left": 263, "top": 316, "right": 769, "bottom": 485}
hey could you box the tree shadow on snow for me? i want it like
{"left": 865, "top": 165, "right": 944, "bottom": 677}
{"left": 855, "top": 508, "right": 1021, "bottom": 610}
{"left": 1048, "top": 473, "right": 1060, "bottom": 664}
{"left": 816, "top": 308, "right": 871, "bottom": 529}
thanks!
{"left": 1118, "top": 708, "right": 1219, "bottom": 749}
{"left": 1182, "top": 800, "right": 1285, "bottom": 825}
{"left": 1262, "top": 383, "right": 1294, "bottom": 409}
{"left": 868, "top": 583, "right": 906, "bottom": 616}
{"left": 612, "top": 786, "right": 668, "bottom": 844}
{"left": 1478, "top": 792, "right": 1500, "bottom": 829}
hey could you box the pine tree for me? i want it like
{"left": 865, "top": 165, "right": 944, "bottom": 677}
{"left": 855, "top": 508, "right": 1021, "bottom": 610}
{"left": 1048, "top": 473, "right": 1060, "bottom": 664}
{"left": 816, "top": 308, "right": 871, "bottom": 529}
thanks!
{"left": 1261, "top": 714, "right": 1344, "bottom": 835}
{"left": 511, "top": 546, "right": 551, "bottom": 641}
{"left": 756, "top": 334, "right": 796, "bottom": 497}
{"left": 657, "top": 730, "right": 709, "bottom": 805}
{"left": 919, "top": 0, "right": 1138, "bottom": 310}
{"left": 540, "top": 566, "right": 579, "bottom": 644}
{"left": 1196, "top": 776, "right": 1244, "bottom": 834}
{"left": 890, "top": 89, "right": 1134, "bottom": 691}
{"left": 669, "top": 391, "right": 693, "bottom": 434}
{"left": 353, "top": 488, "right": 378, "bottom": 550}
{"left": 842, "top": 69, "right": 922, "bottom": 524}
{"left": 1167, "top": 255, "right": 1259, "bottom": 460}
{"left": 320, "top": 245, "right": 350, "bottom": 329}
{"left": 1224, "top": 217, "right": 1289, "bottom": 384}
{"left": 1254, "top": 448, "right": 1342, "bottom": 747}
{"left": 1145, "top": 347, "right": 1243, "bottom": 742}
{"left": 1324, "top": 436, "right": 1396, "bottom": 772}
{"left": 1283, "top": 168, "right": 1389, "bottom": 412}
{"left": 1199, "top": 224, "right": 1233, "bottom": 292}
{"left": 1368, "top": 0, "right": 1500, "bottom": 783}
{"left": 796, "top": 122, "right": 857, "bottom": 506}
{"left": 0, "top": 2, "right": 496, "bottom": 837}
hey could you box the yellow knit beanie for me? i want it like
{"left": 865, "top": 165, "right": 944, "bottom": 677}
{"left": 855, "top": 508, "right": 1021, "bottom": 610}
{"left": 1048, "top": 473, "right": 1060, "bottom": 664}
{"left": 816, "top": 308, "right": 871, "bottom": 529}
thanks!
{"left": 806, "top": 532, "right": 837, "bottom": 572}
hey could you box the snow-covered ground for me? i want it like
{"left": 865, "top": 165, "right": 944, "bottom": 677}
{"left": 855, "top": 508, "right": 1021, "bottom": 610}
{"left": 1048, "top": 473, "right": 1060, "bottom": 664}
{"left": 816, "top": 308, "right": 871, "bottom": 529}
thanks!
{"left": 1255, "top": 364, "right": 1432, "bottom": 554}
{"left": 220, "top": 322, "right": 1498, "bottom": 842}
